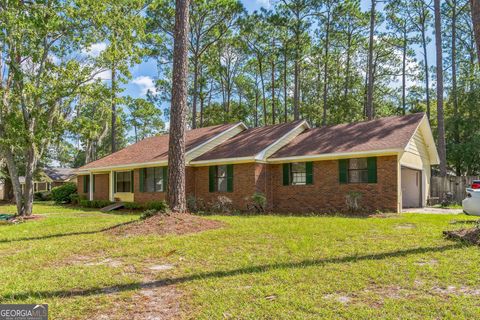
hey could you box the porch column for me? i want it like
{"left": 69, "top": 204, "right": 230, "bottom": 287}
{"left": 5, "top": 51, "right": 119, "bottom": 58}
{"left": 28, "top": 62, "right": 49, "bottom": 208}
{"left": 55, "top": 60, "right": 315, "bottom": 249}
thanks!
{"left": 89, "top": 172, "right": 93, "bottom": 201}
{"left": 109, "top": 170, "right": 114, "bottom": 202}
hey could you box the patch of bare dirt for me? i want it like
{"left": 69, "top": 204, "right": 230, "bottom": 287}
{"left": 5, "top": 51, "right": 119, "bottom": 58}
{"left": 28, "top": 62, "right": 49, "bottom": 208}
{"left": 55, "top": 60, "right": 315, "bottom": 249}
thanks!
{"left": 432, "top": 285, "right": 480, "bottom": 296}
{"left": 444, "top": 227, "right": 480, "bottom": 245}
{"left": 91, "top": 263, "right": 184, "bottom": 320}
{"left": 414, "top": 259, "right": 439, "bottom": 267}
{"left": 108, "top": 213, "right": 225, "bottom": 237}
{"left": 394, "top": 223, "right": 417, "bottom": 230}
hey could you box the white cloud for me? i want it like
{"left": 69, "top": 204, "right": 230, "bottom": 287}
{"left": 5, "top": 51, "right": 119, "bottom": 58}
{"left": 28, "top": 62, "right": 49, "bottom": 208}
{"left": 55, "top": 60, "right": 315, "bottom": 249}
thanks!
{"left": 132, "top": 76, "right": 157, "bottom": 95}
{"left": 83, "top": 42, "right": 107, "bottom": 58}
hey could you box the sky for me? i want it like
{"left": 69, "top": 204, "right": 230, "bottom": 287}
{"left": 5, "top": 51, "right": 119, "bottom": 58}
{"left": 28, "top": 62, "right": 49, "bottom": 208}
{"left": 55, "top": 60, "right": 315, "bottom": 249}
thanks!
{"left": 122, "top": 0, "right": 270, "bottom": 101}
{"left": 118, "top": 0, "right": 437, "bottom": 113}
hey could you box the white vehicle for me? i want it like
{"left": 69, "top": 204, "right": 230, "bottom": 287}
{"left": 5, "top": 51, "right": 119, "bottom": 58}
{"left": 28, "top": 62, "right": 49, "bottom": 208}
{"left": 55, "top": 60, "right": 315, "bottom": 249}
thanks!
{"left": 462, "top": 188, "right": 480, "bottom": 216}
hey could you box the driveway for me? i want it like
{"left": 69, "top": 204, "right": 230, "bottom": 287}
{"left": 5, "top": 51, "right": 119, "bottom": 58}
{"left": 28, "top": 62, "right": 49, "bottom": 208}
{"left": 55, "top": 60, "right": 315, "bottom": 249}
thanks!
{"left": 403, "top": 207, "right": 463, "bottom": 214}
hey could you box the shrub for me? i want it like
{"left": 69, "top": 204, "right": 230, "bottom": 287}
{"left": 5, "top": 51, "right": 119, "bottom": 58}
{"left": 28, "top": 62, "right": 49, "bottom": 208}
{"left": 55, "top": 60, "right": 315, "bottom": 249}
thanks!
{"left": 213, "top": 195, "right": 233, "bottom": 213}
{"left": 79, "top": 199, "right": 113, "bottom": 208}
{"left": 145, "top": 200, "right": 169, "bottom": 212}
{"left": 69, "top": 193, "right": 80, "bottom": 205}
{"left": 140, "top": 209, "right": 160, "bottom": 220}
{"left": 345, "top": 191, "right": 362, "bottom": 212}
{"left": 123, "top": 202, "right": 143, "bottom": 210}
{"left": 34, "top": 192, "right": 46, "bottom": 201}
{"left": 187, "top": 195, "right": 205, "bottom": 212}
{"left": 51, "top": 183, "right": 77, "bottom": 204}
{"left": 187, "top": 195, "right": 198, "bottom": 212}
{"left": 250, "top": 192, "right": 266, "bottom": 213}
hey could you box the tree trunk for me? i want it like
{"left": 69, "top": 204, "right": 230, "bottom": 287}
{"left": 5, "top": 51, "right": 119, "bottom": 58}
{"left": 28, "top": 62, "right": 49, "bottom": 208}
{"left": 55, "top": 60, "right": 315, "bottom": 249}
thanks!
{"left": 451, "top": 0, "right": 459, "bottom": 146}
{"left": 293, "top": 58, "right": 300, "bottom": 120}
{"left": 344, "top": 31, "right": 352, "bottom": 98}
{"left": 434, "top": 0, "right": 447, "bottom": 177}
{"left": 22, "top": 147, "right": 36, "bottom": 216}
{"left": 293, "top": 29, "right": 300, "bottom": 120}
{"left": 402, "top": 31, "right": 407, "bottom": 115}
{"left": 420, "top": 11, "right": 431, "bottom": 121}
{"left": 322, "top": 14, "right": 330, "bottom": 126}
{"left": 191, "top": 57, "right": 199, "bottom": 129}
{"left": 167, "top": 0, "right": 190, "bottom": 213}
{"left": 199, "top": 75, "right": 205, "bottom": 128}
{"left": 366, "top": 0, "right": 376, "bottom": 120}
{"left": 259, "top": 57, "right": 267, "bottom": 126}
{"left": 111, "top": 63, "right": 117, "bottom": 153}
{"left": 471, "top": 0, "right": 480, "bottom": 64}
{"left": 3, "top": 148, "right": 23, "bottom": 215}
{"left": 283, "top": 47, "right": 288, "bottom": 123}
{"left": 271, "top": 58, "right": 276, "bottom": 125}
{"left": 254, "top": 89, "right": 259, "bottom": 127}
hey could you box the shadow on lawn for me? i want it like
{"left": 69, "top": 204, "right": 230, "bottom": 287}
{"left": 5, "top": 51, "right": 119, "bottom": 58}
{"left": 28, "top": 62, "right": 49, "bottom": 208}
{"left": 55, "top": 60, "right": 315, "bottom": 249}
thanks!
{"left": 0, "top": 220, "right": 138, "bottom": 244}
{"left": 1, "top": 242, "right": 469, "bottom": 301}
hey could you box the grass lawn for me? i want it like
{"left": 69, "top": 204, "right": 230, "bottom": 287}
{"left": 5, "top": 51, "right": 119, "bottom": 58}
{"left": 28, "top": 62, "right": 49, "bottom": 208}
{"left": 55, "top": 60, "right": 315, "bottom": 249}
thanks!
{"left": 1, "top": 203, "right": 480, "bottom": 319}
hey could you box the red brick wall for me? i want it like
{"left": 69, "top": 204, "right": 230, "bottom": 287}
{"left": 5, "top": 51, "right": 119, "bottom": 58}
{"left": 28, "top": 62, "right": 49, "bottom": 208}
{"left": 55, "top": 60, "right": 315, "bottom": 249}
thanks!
{"left": 79, "top": 155, "right": 398, "bottom": 213}
{"left": 269, "top": 156, "right": 398, "bottom": 213}
{"left": 192, "top": 163, "right": 259, "bottom": 210}
{"left": 77, "top": 174, "right": 110, "bottom": 200}
{"left": 77, "top": 175, "right": 87, "bottom": 199}
{"left": 93, "top": 174, "right": 109, "bottom": 201}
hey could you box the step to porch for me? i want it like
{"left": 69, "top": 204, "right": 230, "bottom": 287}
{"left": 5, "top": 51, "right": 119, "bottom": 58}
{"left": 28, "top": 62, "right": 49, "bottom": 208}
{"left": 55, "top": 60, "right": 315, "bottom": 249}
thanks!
{"left": 100, "top": 202, "right": 125, "bottom": 212}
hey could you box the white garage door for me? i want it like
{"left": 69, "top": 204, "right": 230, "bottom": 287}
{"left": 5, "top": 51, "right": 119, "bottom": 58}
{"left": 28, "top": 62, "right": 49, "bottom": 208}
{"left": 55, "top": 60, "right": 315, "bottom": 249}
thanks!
{"left": 401, "top": 167, "right": 422, "bottom": 208}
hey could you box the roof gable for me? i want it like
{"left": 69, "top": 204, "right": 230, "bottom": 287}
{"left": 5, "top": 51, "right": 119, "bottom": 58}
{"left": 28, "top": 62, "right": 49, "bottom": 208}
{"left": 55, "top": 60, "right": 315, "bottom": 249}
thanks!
{"left": 79, "top": 123, "right": 244, "bottom": 171}
{"left": 270, "top": 113, "right": 427, "bottom": 160}
{"left": 43, "top": 167, "right": 76, "bottom": 181}
{"left": 191, "top": 120, "right": 308, "bottom": 163}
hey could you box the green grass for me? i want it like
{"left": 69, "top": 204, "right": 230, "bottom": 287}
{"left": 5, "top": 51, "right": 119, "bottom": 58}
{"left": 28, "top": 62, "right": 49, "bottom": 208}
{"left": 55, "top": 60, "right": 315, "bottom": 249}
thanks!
{"left": 1, "top": 203, "right": 480, "bottom": 319}
{"left": 432, "top": 203, "right": 463, "bottom": 209}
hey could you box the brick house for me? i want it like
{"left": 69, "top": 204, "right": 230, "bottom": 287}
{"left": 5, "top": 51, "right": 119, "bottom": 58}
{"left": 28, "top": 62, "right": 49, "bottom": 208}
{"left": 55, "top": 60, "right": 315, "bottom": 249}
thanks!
{"left": 76, "top": 113, "right": 439, "bottom": 213}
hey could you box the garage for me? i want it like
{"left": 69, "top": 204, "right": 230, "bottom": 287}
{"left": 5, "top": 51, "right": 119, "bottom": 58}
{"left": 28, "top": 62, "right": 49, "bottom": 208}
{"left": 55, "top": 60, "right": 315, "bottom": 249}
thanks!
{"left": 401, "top": 167, "right": 422, "bottom": 208}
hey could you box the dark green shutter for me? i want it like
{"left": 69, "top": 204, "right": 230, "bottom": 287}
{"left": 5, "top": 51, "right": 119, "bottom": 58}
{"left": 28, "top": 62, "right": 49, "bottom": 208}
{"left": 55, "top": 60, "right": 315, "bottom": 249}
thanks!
{"left": 339, "top": 159, "right": 348, "bottom": 184}
{"left": 83, "top": 175, "right": 88, "bottom": 193}
{"left": 209, "top": 166, "right": 216, "bottom": 192}
{"left": 367, "top": 157, "right": 377, "bottom": 183}
{"left": 306, "top": 162, "right": 313, "bottom": 185}
{"left": 227, "top": 164, "right": 234, "bottom": 192}
{"left": 282, "top": 163, "right": 290, "bottom": 186}
{"left": 139, "top": 169, "right": 144, "bottom": 192}
{"left": 130, "top": 171, "right": 134, "bottom": 192}
{"left": 163, "top": 166, "right": 168, "bottom": 192}
{"left": 113, "top": 172, "right": 117, "bottom": 193}
{"left": 93, "top": 175, "right": 95, "bottom": 193}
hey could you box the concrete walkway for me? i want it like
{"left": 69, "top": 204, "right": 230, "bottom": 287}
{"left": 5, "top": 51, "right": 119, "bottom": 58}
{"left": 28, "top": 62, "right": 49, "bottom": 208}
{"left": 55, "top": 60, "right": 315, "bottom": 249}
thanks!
{"left": 403, "top": 207, "right": 463, "bottom": 214}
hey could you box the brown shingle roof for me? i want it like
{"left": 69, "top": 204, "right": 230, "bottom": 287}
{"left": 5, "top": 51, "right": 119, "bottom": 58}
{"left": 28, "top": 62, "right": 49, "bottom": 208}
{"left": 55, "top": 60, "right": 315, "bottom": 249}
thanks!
{"left": 270, "top": 113, "right": 425, "bottom": 159}
{"left": 80, "top": 123, "right": 238, "bottom": 170}
{"left": 193, "top": 120, "right": 306, "bottom": 161}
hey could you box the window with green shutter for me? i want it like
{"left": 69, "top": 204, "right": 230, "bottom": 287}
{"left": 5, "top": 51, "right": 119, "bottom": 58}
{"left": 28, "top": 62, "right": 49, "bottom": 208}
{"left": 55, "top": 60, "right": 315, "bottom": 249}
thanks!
{"left": 209, "top": 165, "right": 234, "bottom": 192}
{"left": 282, "top": 162, "right": 313, "bottom": 186}
{"left": 339, "top": 159, "right": 348, "bottom": 184}
{"left": 140, "top": 167, "right": 167, "bottom": 192}
{"left": 367, "top": 157, "right": 377, "bottom": 183}
{"left": 209, "top": 166, "right": 216, "bottom": 192}
{"left": 82, "top": 175, "right": 90, "bottom": 193}
{"left": 341, "top": 157, "right": 377, "bottom": 184}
